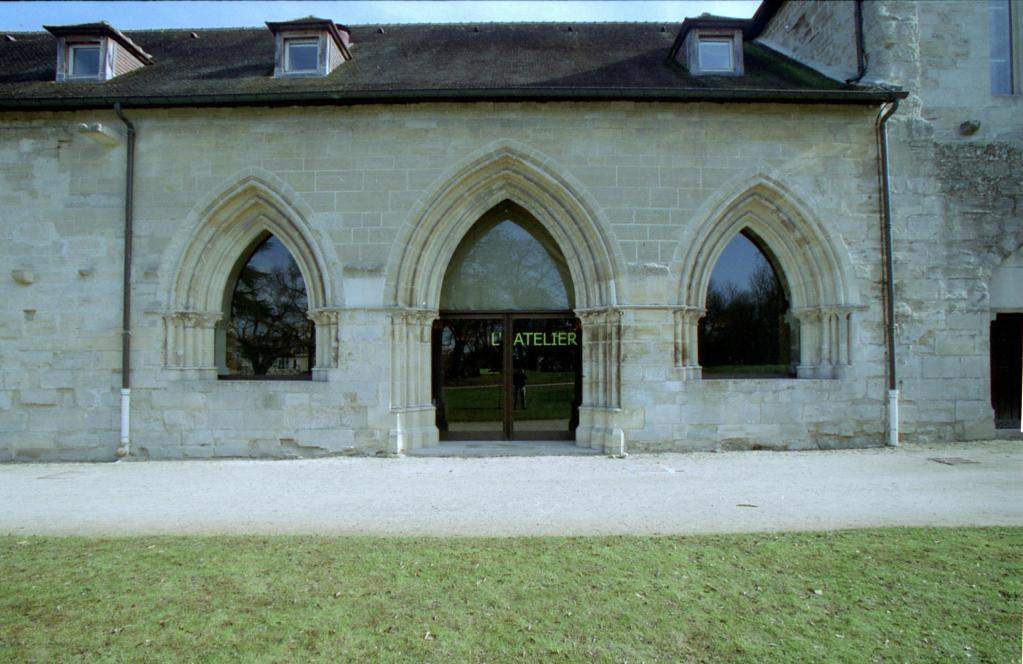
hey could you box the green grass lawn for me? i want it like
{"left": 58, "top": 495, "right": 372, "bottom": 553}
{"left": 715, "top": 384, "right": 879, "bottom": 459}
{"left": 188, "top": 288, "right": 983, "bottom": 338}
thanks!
{"left": 443, "top": 370, "right": 574, "bottom": 388}
{"left": 444, "top": 371, "right": 575, "bottom": 423}
{"left": 1, "top": 528, "right": 1019, "bottom": 662}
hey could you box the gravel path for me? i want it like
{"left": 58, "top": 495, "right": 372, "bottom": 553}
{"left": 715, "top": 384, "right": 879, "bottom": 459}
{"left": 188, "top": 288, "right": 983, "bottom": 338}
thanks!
{"left": 1, "top": 441, "right": 1020, "bottom": 537}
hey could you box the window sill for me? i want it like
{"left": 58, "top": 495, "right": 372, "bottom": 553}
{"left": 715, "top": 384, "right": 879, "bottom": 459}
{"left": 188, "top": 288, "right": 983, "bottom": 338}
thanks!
{"left": 701, "top": 374, "right": 795, "bottom": 380}
{"left": 218, "top": 374, "right": 313, "bottom": 381}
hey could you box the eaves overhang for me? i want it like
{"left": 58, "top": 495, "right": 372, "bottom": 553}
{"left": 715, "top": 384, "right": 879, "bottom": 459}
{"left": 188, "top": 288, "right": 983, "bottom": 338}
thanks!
{"left": 0, "top": 86, "right": 908, "bottom": 112}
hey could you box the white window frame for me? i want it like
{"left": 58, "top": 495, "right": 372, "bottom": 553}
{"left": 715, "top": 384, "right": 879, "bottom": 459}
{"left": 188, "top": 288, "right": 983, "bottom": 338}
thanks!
{"left": 283, "top": 38, "right": 320, "bottom": 74}
{"left": 698, "top": 38, "right": 735, "bottom": 73}
{"left": 67, "top": 42, "right": 102, "bottom": 80}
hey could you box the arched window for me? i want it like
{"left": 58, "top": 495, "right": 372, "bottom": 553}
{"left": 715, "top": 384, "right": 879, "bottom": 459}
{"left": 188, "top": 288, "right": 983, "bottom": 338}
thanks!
{"left": 676, "top": 179, "right": 860, "bottom": 380}
{"left": 219, "top": 234, "right": 314, "bottom": 379}
{"left": 164, "top": 177, "right": 338, "bottom": 380}
{"left": 440, "top": 202, "right": 573, "bottom": 311}
{"left": 698, "top": 231, "right": 796, "bottom": 378}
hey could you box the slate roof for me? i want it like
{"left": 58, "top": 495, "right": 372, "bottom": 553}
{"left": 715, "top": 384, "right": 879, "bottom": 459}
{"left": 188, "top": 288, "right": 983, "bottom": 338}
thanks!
{"left": 0, "top": 22, "right": 902, "bottom": 110}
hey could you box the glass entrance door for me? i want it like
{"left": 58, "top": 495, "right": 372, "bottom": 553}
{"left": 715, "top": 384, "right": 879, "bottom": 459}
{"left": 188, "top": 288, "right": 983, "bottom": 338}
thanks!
{"left": 511, "top": 317, "right": 581, "bottom": 440}
{"left": 434, "top": 318, "right": 506, "bottom": 440}
{"left": 434, "top": 314, "right": 580, "bottom": 441}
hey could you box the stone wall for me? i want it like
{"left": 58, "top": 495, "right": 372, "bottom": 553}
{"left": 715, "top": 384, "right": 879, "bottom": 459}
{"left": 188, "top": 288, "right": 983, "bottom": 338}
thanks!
{"left": 856, "top": 1, "right": 1023, "bottom": 441}
{"left": 751, "top": 0, "right": 1022, "bottom": 442}
{"left": 0, "top": 122, "right": 123, "bottom": 461}
{"left": 757, "top": 0, "right": 859, "bottom": 81}
{"left": 4, "top": 1, "right": 1018, "bottom": 462}
{"left": 4, "top": 2, "right": 1021, "bottom": 461}
{"left": 0, "top": 101, "right": 900, "bottom": 460}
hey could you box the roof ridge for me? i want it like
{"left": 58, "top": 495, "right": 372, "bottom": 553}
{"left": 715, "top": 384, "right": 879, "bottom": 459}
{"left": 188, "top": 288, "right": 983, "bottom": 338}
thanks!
{"left": 4, "top": 20, "right": 696, "bottom": 36}
{"left": 350, "top": 21, "right": 680, "bottom": 27}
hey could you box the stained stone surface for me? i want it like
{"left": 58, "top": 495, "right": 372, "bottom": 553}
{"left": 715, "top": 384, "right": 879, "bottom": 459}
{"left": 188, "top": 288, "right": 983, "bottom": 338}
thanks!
{"left": 0, "top": 1, "right": 1020, "bottom": 460}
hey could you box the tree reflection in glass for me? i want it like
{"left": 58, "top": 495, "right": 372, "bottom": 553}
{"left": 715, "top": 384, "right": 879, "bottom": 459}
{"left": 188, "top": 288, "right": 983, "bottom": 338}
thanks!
{"left": 224, "top": 235, "right": 314, "bottom": 378}
{"left": 699, "top": 230, "right": 794, "bottom": 378}
{"left": 440, "top": 202, "right": 573, "bottom": 312}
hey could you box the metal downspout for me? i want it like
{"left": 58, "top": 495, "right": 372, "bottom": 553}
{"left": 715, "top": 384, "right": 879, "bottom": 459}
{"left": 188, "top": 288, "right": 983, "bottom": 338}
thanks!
{"left": 114, "top": 103, "right": 135, "bottom": 458}
{"left": 877, "top": 100, "right": 899, "bottom": 446}
{"left": 847, "top": 0, "right": 867, "bottom": 84}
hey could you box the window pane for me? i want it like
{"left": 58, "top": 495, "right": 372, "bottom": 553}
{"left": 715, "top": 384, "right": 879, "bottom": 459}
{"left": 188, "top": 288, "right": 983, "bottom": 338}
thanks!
{"left": 440, "top": 203, "right": 572, "bottom": 311}
{"left": 699, "top": 232, "right": 794, "bottom": 378}
{"left": 224, "top": 235, "right": 313, "bottom": 377}
{"left": 71, "top": 46, "right": 100, "bottom": 77}
{"left": 989, "top": 0, "right": 1013, "bottom": 94}
{"left": 699, "top": 40, "right": 733, "bottom": 72}
{"left": 286, "top": 42, "right": 319, "bottom": 71}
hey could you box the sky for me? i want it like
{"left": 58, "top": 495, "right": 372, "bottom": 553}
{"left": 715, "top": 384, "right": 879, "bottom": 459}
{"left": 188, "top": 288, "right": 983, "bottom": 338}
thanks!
{"left": 711, "top": 234, "right": 770, "bottom": 293}
{"left": 1, "top": 1, "right": 760, "bottom": 31}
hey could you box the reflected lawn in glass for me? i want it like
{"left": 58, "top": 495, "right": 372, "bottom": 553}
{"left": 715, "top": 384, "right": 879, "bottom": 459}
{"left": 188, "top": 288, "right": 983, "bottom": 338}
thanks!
{"left": 438, "top": 319, "right": 503, "bottom": 429}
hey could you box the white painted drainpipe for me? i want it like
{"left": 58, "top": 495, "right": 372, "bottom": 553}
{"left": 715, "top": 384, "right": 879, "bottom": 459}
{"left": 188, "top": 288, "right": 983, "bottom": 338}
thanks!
{"left": 877, "top": 100, "right": 900, "bottom": 447}
{"left": 114, "top": 103, "right": 136, "bottom": 459}
{"left": 120, "top": 388, "right": 131, "bottom": 454}
{"left": 888, "top": 389, "right": 899, "bottom": 447}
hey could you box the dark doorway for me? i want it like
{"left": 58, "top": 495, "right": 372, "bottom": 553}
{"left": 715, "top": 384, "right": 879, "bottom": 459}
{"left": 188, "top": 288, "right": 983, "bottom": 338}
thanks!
{"left": 433, "top": 313, "right": 581, "bottom": 441}
{"left": 990, "top": 313, "right": 1022, "bottom": 429}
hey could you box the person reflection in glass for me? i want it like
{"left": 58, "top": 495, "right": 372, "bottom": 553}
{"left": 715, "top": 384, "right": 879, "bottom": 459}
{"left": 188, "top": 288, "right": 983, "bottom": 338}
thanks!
{"left": 513, "top": 367, "right": 528, "bottom": 410}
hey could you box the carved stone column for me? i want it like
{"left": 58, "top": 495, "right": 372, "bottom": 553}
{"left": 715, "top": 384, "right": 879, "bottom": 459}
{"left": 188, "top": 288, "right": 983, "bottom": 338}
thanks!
{"left": 820, "top": 305, "right": 857, "bottom": 378}
{"left": 308, "top": 307, "right": 342, "bottom": 380}
{"left": 389, "top": 308, "right": 438, "bottom": 454}
{"left": 792, "top": 306, "right": 858, "bottom": 379}
{"left": 673, "top": 306, "right": 705, "bottom": 380}
{"left": 162, "top": 310, "right": 221, "bottom": 378}
{"left": 576, "top": 307, "right": 626, "bottom": 455}
{"left": 792, "top": 307, "right": 822, "bottom": 378}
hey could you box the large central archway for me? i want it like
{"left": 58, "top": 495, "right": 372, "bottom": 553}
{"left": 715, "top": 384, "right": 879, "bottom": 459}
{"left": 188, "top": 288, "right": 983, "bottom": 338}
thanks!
{"left": 384, "top": 144, "right": 625, "bottom": 453}
{"left": 434, "top": 201, "right": 582, "bottom": 441}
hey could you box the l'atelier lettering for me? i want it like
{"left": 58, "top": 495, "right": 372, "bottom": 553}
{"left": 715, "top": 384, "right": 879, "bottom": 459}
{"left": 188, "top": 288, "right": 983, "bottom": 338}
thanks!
{"left": 489, "top": 331, "right": 579, "bottom": 347}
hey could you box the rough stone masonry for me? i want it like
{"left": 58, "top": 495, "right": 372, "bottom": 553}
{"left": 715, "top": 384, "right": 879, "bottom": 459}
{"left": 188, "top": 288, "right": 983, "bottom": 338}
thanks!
{"left": 0, "top": 1, "right": 1020, "bottom": 461}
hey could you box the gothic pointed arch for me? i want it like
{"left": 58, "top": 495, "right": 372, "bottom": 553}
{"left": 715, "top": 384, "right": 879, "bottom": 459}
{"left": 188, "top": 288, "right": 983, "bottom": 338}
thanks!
{"left": 383, "top": 143, "right": 627, "bottom": 453}
{"left": 385, "top": 142, "right": 623, "bottom": 310}
{"left": 674, "top": 175, "right": 861, "bottom": 379}
{"left": 162, "top": 174, "right": 340, "bottom": 376}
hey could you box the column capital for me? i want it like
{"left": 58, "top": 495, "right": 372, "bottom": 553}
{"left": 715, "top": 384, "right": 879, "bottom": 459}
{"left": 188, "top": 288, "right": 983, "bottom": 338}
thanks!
{"left": 673, "top": 306, "right": 706, "bottom": 322}
{"left": 575, "top": 306, "right": 623, "bottom": 326}
{"left": 307, "top": 308, "right": 339, "bottom": 325}
{"left": 390, "top": 307, "right": 439, "bottom": 325}
{"left": 162, "top": 309, "right": 222, "bottom": 328}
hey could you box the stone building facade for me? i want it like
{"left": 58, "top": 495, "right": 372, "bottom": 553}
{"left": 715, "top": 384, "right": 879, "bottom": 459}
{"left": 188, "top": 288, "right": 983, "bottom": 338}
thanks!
{"left": 0, "top": 1, "right": 1020, "bottom": 460}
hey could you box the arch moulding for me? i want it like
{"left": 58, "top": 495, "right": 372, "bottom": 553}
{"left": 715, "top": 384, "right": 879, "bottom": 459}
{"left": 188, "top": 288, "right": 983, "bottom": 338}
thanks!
{"left": 672, "top": 174, "right": 863, "bottom": 380}
{"left": 160, "top": 170, "right": 343, "bottom": 379}
{"left": 383, "top": 142, "right": 628, "bottom": 453}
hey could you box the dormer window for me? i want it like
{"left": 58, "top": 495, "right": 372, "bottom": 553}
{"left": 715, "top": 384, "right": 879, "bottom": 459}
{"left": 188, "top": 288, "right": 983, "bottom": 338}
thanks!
{"left": 68, "top": 42, "right": 101, "bottom": 78}
{"left": 284, "top": 38, "right": 320, "bottom": 73}
{"left": 45, "top": 22, "right": 152, "bottom": 83}
{"left": 698, "top": 38, "right": 734, "bottom": 72}
{"left": 267, "top": 17, "right": 352, "bottom": 78}
{"left": 672, "top": 15, "right": 745, "bottom": 77}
